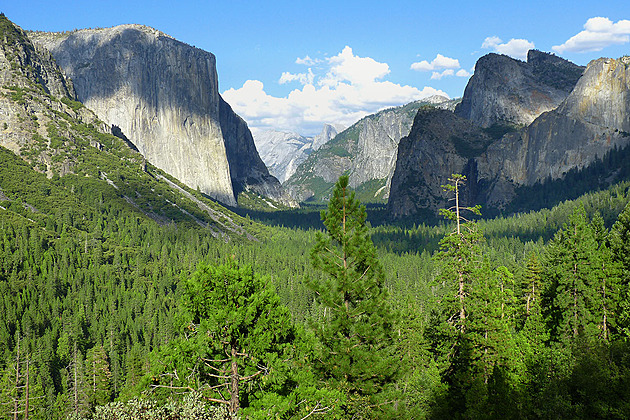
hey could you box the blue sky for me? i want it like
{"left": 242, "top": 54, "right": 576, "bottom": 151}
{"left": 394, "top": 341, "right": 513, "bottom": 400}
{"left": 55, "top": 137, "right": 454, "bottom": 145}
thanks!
{"left": 4, "top": 1, "right": 630, "bottom": 135}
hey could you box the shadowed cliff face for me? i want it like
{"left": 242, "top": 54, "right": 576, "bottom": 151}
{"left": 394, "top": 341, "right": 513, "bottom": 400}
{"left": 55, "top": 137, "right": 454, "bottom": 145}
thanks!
{"left": 455, "top": 50, "right": 584, "bottom": 128}
{"left": 387, "top": 108, "right": 492, "bottom": 218}
{"left": 388, "top": 54, "right": 630, "bottom": 219}
{"left": 284, "top": 97, "right": 456, "bottom": 203}
{"left": 477, "top": 56, "right": 630, "bottom": 206}
{"left": 219, "top": 97, "right": 297, "bottom": 207}
{"left": 31, "top": 25, "right": 293, "bottom": 207}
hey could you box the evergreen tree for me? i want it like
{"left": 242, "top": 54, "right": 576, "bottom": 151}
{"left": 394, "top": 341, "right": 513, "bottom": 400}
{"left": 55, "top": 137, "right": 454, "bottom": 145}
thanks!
{"left": 609, "top": 201, "right": 630, "bottom": 338}
{"left": 308, "top": 175, "right": 398, "bottom": 417}
{"left": 149, "top": 261, "right": 296, "bottom": 418}
{"left": 428, "top": 175, "right": 522, "bottom": 417}
{"left": 85, "top": 344, "right": 112, "bottom": 408}
{"left": 543, "top": 205, "right": 620, "bottom": 343}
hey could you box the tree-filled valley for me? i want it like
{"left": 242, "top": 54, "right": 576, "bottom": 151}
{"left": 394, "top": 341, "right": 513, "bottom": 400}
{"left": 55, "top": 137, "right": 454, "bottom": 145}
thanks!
{"left": 3, "top": 11, "right": 630, "bottom": 420}
{"left": 3, "top": 136, "right": 630, "bottom": 418}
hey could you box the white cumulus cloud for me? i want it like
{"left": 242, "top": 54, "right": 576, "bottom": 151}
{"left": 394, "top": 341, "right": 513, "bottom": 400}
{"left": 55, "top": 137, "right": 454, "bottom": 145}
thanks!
{"left": 411, "top": 53, "right": 461, "bottom": 71}
{"left": 430, "top": 69, "right": 455, "bottom": 80}
{"left": 482, "top": 36, "right": 535, "bottom": 60}
{"left": 552, "top": 17, "right": 630, "bottom": 53}
{"left": 279, "top": 68, "right": 315, "bottom": 85}
{"left": 295, "top": 55, "right": 321, "bottom": 65}
{"left": 222, "top": 46, "right": 449, "bottom": 135}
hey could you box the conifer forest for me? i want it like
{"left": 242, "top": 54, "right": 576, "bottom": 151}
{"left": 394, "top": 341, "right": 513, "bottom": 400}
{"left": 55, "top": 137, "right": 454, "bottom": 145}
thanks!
{"left": 3, "top": 144, "right": 630, "bottom": 419}
{"left": 2, "top": 10, "right": 630, "bottom": 420}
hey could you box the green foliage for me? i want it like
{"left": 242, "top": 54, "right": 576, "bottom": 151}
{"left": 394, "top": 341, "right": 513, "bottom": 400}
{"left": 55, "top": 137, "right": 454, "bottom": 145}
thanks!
{"left": 482, "top": 122, "right": 519, "bottom": 140}
{"left": 149, "top": 261, "right": 297, "bottom": 417}
{"left": 308, "top": 175, "right": 399, "bottom": 417}
{"left": 542, "top": 206, "right": 621, "bottom": 343}
{"left": 69, "top": 392, "right": 225, "bottom": 420}
{"left": 61, "top": 97, "right": 84, "bottom": 111}
{"left": 353, "top": 178, "right": 388, "bottom": 204}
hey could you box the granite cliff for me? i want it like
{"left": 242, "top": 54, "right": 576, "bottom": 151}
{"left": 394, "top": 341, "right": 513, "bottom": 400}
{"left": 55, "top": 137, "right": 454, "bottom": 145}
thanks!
{"left": 285, "top": 96, "right": 458, "bottom": 203}
{"left": 388, "top": 53, "right": 630, "bottom": 219}
{"left": 30, "top": 25, "right": 293, "bottom": 207}
{"left": 253, "top": 123, "right": 342, "bottom": 183}
{"left": 478, "top": 55, "right": 630, "bottom": 206}
{"left": 0, "top": 15, "right": 259, "bottom": 237}
{"left": 454, "top": 50, "right": 584, "bottom": 128}
{"left": 387, "top": 109, "right": 491, "bottom": 218}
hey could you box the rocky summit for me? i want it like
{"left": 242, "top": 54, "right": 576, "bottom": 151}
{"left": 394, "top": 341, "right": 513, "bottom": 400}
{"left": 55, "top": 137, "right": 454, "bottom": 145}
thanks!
{"left": 30, "top": 25, "right": 294, "bottom": 207}
{"left": 284, "top": 96, "right": 458, "bottom": 203}
{"left": 253, "top": 123, "right": 343, "bottom": 183}
{"left": 388, "top": 53, "right": 630, "bottom": 219}
{"left": 454, "top": 50, "right": 584, "bottom": 128}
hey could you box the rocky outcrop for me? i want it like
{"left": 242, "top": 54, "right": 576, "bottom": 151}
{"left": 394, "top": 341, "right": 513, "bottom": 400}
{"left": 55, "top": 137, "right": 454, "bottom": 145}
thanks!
{"left": 285, "top": 97, "right": 455, "bottom": 203}
{"left": 454, "top": 50, "right": 584, "bottom": 128}
{"left": 477, "top": 55, "right": 630, "bottom": 206}
{"left": 387, "top": 109, "right": 492, "bottom": 218}
{"left": 0, "top": 15, "right": 111, "bottom": 175}
{"left": 388, "top": 54, "right": 630, "bottom": 218}
{"left": 30, "top": 24, "right": 292, "bottom": 207}
{"left": 253, "top": 123, "right": 342, "bottom": 183}
{"left": 0, "top": 17, "right": 74, "bottom": 98}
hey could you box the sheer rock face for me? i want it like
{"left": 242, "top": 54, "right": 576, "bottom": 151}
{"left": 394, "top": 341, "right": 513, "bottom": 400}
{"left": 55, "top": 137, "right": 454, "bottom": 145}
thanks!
{"left": 388, "top": 55, "right": 630, "bottom": 218}
{"left": 454, "top": 50, "right": 584, "bottom": 128}
{"left": 285, "top": 98, "right": 454, "bottom": 203}
{"left": 31, "top": 25, "right": 291, "bottom": 207}
{"left": 478, "top": 56, "right": 630, "bottom": 205}
{"left": 219, "top": 97, "right": 297, "bottom": 206}
{"left": 253, "top": 124, "right": 342, "bottom": 184}
{"left": 387, "top": 109, "right": 491, "bottom": 218}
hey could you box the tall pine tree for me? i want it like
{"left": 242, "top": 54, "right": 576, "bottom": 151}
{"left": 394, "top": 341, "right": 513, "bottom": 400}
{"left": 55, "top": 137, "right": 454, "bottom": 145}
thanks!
{"left": 309, "top": 175, "right": 398, "bottom": 418}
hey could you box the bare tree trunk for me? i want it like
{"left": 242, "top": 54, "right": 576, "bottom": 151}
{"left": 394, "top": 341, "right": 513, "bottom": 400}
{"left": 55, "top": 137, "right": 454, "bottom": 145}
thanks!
{"left": 602, "top": 274, "right": 608, "bottom": 340}
{"left": 455, "top": 180, "right": 461, "bottom": 235}
{"left": 13, "top": 338, "right": 20, "bottom": 420}
{"left": 229, "top": 345, "right": 239, "bottom": 416}
{"left": 24, "top": 359, "right": 29, "bottom": 420}
{"left": 459, "top": 269, "right": 465, "bottom": 334}
{"left": 74, "top": 342, "right": 79, "bottom": 415}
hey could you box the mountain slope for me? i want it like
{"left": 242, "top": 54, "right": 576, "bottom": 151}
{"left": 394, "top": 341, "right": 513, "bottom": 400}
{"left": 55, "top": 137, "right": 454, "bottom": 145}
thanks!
{"left": 29, "top": 24, "right": 294, "bottom": 208}
{"left": 0, "top": 15, "right": 258, "bottom": 239}
{"left": 253, "top": 123, "right": 343, "bottom": 183}
{"left": 284, "top": 96, "right": 458, "bottom": 203}
{"left": 454, "top": 50, "right": 584, "bottom": 128}
{"left": 388, "top": 53, "right": 630, "bottom": 219}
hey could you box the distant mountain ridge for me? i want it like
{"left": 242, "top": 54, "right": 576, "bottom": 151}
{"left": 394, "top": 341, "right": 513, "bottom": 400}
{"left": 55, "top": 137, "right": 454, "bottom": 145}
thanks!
{"left": 284, "top": 96, "right": 460, "bottom": 203}
{"left": 253, "top": 123, "right": 344, "bottom": 183}
{"left": 29, "top": 24, "right": 295, "bottom": 208}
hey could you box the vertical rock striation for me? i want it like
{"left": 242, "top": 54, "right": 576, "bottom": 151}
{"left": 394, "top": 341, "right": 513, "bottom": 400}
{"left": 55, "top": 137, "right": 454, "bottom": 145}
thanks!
{"left": 285, "top": 97, "right": 455, "bottom": 203}
{"left": 477, "top": 55, "right": 630, "bottom": 206}
{"left": 31, "top": 24, "right": 292, "bottom": 207}
{"left": 388, "top": 53, "right": 630, "bottom": 218}
{"left": 253, "top": 123, "right": 342, "bottom": 184}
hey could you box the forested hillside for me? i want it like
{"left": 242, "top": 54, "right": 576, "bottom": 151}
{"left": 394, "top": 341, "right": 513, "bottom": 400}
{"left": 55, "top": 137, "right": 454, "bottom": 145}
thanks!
{"left": 2, "top": 11, "right": 630, "bottom": 420}
{"left": 3, "top": 133, "right": 630, "bottom": 418}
